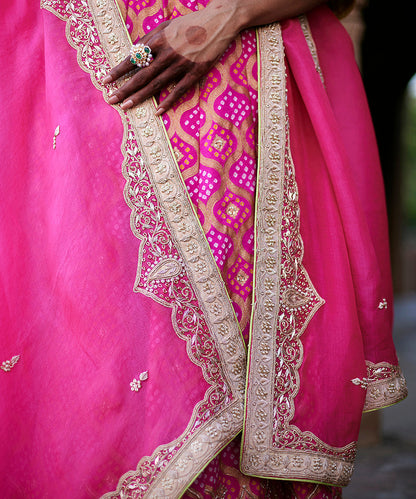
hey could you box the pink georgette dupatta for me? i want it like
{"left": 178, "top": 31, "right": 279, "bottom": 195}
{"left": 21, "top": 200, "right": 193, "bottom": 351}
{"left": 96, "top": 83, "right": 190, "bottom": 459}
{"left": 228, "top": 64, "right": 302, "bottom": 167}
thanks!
{"left": 0, "top": 0, "right": 407, "bottom": 497}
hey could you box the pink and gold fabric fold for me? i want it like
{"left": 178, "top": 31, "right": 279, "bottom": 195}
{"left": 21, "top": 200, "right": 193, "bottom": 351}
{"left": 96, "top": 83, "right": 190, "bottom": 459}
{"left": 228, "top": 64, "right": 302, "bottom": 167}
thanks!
{"left": 0, "top": 0, "right": 406, "bottom": 498}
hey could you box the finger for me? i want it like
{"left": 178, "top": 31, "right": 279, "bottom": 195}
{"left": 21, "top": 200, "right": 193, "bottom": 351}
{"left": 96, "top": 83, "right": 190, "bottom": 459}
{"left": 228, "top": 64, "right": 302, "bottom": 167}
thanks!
{"left": 103, "top": 57, "right": 136, "bottom": 85}
{"left": 108, "top": 56, "right": 168, "bottom": 105}
{"left": 155, "top": 72, "right": 201, "bottom": 115}
{"left": 119, "top": 65, "right": 190, "bottom": 110}
{"left": 109, "top": 44, "right": 182, "bottom": 105}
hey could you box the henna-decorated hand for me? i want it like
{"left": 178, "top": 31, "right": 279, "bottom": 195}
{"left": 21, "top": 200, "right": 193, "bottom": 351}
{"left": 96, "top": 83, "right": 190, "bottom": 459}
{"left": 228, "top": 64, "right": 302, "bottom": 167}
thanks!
{"left": 102, "top": 0, "right": 326, "bottom": 113}
{"left": 103, "top": 4, "right": 242, "bottom": 115}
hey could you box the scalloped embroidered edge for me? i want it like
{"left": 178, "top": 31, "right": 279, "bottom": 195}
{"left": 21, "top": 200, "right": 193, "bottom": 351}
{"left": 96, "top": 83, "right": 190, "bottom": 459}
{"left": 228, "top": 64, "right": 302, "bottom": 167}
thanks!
{"left": 40, "top": 0, "right": 246, "bottom": 497}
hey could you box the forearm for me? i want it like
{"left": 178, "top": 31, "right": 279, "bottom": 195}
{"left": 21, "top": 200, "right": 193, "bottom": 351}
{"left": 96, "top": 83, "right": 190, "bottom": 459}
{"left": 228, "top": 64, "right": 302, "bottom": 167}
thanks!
{"left": 206, "top": 0, "right": 327, "bottom": 36}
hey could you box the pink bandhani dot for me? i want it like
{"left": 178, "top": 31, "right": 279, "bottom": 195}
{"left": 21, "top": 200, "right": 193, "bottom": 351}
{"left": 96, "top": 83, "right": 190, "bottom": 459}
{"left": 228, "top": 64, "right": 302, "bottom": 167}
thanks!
{"left": 242, "top": 226, "right": 254, "bottom": 255}
{"left": 205, "top": 225, "right": 234, "bottom": 270}
{"left": 198, "top": 165, "right": 221, "bottom": 205}
{"left": 143, "top": 8, "right": 165, "bottom": 32}
{"left": 178, "top": 0, "right": 198, "bottom": 11}
{"left": 214, "top": 85, "right": 251, "bottom": 129}
{"left": 229, "top": 151, "right": 256, "bottom": 195}
{"left": 180, "top": 104, "right": 206, "bottom": 136}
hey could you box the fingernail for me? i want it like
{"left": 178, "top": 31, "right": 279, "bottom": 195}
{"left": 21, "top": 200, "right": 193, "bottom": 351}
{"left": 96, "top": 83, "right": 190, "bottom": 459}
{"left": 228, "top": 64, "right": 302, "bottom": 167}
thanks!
{"left": 121, "top": 99, "right": 134, "bottom": 110}
{"left": 103, "top": 75, "right": 112, "bottom": 84}
{"left": 155, "top": 107, "right": 165, "bottom": 116}
{"left": 108, "top": 95, "right": 119, "bottom": 104}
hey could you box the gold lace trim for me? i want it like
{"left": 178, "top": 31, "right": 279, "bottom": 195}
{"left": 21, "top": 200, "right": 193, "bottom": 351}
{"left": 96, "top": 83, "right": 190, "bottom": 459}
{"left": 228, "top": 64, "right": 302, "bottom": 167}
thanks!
{"left": 241, "top": 23, "right": 355, "bottom": 487}
{"left": 363, "top": 361, "right": 408, "bottom": 412}
{"left": 299, "top": 15, "right": 325, "bottom": 85}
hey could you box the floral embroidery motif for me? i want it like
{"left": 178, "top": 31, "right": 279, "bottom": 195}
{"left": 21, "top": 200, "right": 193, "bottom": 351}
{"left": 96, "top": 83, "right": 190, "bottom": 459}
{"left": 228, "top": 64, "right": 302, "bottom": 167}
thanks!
{"left": 1, "top": 355, "right": 20, "bottom": 372}
{"left": 130, "top": 371, "right": 149, "bottom": 392}
{"left": 378, "top": 298, "right": 388, "bottom": 309}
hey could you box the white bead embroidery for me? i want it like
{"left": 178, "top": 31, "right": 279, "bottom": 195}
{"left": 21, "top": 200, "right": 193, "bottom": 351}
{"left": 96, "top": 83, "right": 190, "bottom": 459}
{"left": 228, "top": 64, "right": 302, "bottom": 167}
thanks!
{"left": 378, "top": 298, "right": 388, "bottom": 310}
{"left": 351, "top": 377, "right": 369, "bottom": 389}
{"left": 1, "top": 355, "right": 20, "bottom": 372}
{"left": 130, "top": 371, "right": 149, "bottom": 392}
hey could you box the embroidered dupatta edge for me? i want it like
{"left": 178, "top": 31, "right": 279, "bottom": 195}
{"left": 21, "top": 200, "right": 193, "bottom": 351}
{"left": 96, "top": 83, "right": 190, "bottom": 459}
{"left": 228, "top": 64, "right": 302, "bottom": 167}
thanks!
{"left": 41, "top": 0, "right": 246, "bottom": 496}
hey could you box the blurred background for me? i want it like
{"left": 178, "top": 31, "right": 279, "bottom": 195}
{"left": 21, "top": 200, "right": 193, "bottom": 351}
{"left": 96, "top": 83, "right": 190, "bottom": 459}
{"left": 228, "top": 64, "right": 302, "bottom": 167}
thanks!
{"left": 340, "top": 1, "right": 416, "bottom": 497}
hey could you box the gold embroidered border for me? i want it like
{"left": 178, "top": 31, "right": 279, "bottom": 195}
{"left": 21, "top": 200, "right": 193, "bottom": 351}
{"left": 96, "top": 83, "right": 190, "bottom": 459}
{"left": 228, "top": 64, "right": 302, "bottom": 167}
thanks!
{"left": 40, "top": 0, "right": 246, "bottom": 496}
{"left": 241, "top": 23, "right": 355, "bottom": 487}
{"left": 241, "top": 25, "right": 287, "bottom": 474}
{"left": 298, "top": 15, "right": 325, "bottom": 85}
{"left": 102, "top": 400, "right": 244, "bottom": 498}
{"left": 364, "top": 361, "right": 408, "bottom": 412}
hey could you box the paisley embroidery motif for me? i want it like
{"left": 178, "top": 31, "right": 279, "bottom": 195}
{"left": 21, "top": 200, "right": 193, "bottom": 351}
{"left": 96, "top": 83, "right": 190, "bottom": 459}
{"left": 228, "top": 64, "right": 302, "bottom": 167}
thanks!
{"left": 281, "top": 285, "right": 312, "bottom": 310}
{"left": 145, "top": 257, "right": 184, "bottom": 283}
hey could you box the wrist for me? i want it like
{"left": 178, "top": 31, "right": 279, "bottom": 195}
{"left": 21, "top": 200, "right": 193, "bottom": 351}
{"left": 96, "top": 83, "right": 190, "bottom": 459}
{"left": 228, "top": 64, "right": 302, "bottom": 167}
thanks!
{"left": 205, "top": 0, "right": 328, "bottom": 32}
{"left": 204, "top": 0, "right": 248, "bottom": 37}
